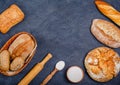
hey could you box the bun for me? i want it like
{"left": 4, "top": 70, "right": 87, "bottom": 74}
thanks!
{"left": 84, "top": 47, "right": 120, "bottom": 82}
{"left": 91, "top": 19, "right": 120, "bottom": 48}
{"left": 95, "top": 0, "right": 120, "bottom": 26}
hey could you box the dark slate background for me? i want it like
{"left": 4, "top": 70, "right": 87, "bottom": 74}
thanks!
{"left": 0, "top": 0, "right": 120, "bottom": 85}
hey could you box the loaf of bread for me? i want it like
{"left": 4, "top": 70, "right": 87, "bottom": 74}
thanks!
{"left": 91, "top": 19, "right": 120, "bottom": 48}
{"left": 8, "top": 34, "right": 35, "bottom": 60}
{"left": 0, "top": 4, "right": 24, "bottom": 34}
{"left": 84, "top": 47, "right": 120, "bottom": 82}
{"left": 95, "top": 0, "right": 120, "bottom": 26}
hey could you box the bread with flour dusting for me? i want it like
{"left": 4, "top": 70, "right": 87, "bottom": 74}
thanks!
{"left": 85, "top": 47, "right": 120, "bottom": 82}
{"left": 91, "top": 19, "right": 120, "bottom": 48}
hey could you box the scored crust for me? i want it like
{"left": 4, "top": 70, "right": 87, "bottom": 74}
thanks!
{"left": 95, "top": 0, "right": 120, "bottom": 26}
{"left": 85, "top": 47, "right": 120, "bottom": 82}
{"left": 91, "top": 19, "right": 120, "bottom": 48}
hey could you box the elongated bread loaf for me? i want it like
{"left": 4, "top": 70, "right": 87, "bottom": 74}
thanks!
{"left": 8, "top": 34, "right": 35, "bottom": 60}
{"left": 95, "top": 0, "right": 120, "bottom": 26}
{"left": 0, "top": 4, "right": 24, "bottom": 34}
{"left": 91, "top": 19, "right": 120, "bottom": 48}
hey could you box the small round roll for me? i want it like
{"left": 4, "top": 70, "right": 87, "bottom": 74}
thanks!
{"left": 10, "top": 57, "right": 24, "bottom": 71}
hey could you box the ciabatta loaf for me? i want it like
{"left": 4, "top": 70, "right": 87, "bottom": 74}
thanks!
{"left": 0, "top": 4, "right": 24, "bottom": 33}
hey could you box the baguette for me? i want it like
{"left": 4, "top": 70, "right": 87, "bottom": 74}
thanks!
{"left": 91, "top": 19, "right": 120, "bottom": 48}
{"left": 0, "top": 4, "right": 24, "bottom": 34}
{"left": 95, "top": 0, "right": 120, "bottom": 26}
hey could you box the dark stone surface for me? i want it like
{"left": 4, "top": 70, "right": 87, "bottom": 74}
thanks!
{"left": 0, "top": 0, "right": 120, "bottom": 85}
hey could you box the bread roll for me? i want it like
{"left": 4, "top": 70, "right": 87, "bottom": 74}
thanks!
{"left": 0, "top": 4, "right": 24, "bottom": 34}
{"left": 91, "top": 19, "right": 120, "bottom": 48}
{"left": 0, "top": 50, "right": 10, "bottom": 71}
{"left": 95, "top": 0, "right": 120, "bottom": 26}
{"left": 10, "top": 57, "right": 24, "bottom": 71}
{"left": 84, "top": 47, "right": 120, "bottom": 82}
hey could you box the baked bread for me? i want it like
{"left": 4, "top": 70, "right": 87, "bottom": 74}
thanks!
{"left": 95, "top": 0, "right": 120, "bottom": 26}
{"left": 10, "top": 57, "right": 24, "bottom": 71}
{"left": 8, "top": 34, "right": 34, "bottom": 60}
{"left": 84, "top": 47, "right": 120, "bottom": 82}
{"left": 91, "top": 19, "right": 120, "bottom": 48}
{"left": 0, "top": 32, "right": 37, "bottom": 76}
{"left": 0, "top": 4, "right": 24, "bottom": 34}
{"left": 0, "top": 50, "right": 10, "bottom": 71}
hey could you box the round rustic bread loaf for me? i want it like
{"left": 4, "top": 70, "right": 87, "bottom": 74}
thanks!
{"left": 85, "top": 47, "right": 120, "bottom": 82}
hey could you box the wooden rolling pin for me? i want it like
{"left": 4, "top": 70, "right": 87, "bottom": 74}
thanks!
{"left": 18, "top": 53, "right": 52, "bottom": 85}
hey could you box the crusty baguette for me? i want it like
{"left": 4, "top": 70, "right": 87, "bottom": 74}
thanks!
{"left": 84, "top": 47, "right": 120, "bottom": 82}
{"left": 95, "top": 0, "right": 120, "bottom": 26}
{"left": 91, "top": 19, "right": 120, "bottom": 48}
{"left": 0, "top": 4, "right": 24, "bottom": 34}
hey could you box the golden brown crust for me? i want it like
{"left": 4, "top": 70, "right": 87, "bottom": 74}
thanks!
{"left": 0, "top": 4, "right": 24, "bottom": 33}
{"left": 95, "top": 0, "right": 120, "bottom": 26}
{"left": 84, "top": 47, "right": 120, "bottom": 82}
{"left": 91, "top": 19, "right": 120, "bottom": 48}
{"left": 0, "top": 50, "right": 10, "bottom": 71}
{"left": 8, "top": 34, "right": 33, "bottom": 59}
